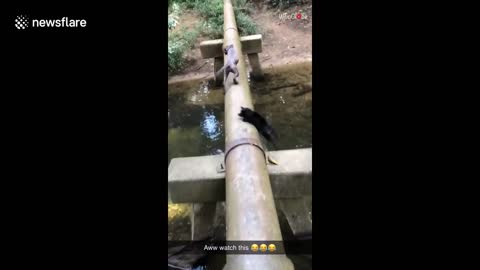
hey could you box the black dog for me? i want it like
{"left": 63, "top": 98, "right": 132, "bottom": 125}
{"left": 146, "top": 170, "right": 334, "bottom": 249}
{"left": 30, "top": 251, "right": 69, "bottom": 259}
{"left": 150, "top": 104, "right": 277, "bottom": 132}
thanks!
{"left": 238, "top": 107, "right": 278, "bottom": 149}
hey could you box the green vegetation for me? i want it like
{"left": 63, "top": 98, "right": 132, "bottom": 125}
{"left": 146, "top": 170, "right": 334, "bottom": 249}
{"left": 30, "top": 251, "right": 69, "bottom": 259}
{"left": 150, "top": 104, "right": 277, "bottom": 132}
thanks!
{"left": 267, "top": 0, "right": 309, "bottom": 10}
{"left": 168, "top": 3, "right": 184, "bottom": 72}
{"left": 168, "top": 0, "right": 259, "bottom": 73}
{"left": 168, "top": 26, "right": 200, "bottom": 73}
{"left": 194, "top": 0, "right": 257, "bottom": 38}
{"left": 168, "top": 3, "right": 179, "bottom": 30}
{"left": 168, "top": 39, "right": 185, "bottom": 73}
{"left": 171, "top": 0, "right": 197, "bottom": 9}
{"left": 235, "top": 12, "right": 258, "bottom": 36}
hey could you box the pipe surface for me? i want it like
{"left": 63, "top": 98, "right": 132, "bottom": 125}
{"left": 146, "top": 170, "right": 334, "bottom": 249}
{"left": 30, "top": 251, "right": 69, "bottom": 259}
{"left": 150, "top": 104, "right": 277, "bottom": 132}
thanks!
{"left": 222, "top": 0, "right": 294, "bottom": 269}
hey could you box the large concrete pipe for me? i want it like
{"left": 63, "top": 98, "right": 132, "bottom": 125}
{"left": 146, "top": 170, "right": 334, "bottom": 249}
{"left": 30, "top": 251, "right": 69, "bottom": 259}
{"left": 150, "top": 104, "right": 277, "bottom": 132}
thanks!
{"left": 222, "top": 0, "right": 294, "bottom": 269}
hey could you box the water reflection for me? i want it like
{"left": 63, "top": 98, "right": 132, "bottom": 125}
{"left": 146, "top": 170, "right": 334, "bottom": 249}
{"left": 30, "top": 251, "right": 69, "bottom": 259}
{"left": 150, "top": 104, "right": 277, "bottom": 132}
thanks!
{"left": 188, "top": 80, "right": 211, "bottom": 105}
{"left": 201, "top": 110, "right": 222, "bottom": 141}
{"left": 168, "top": 62, "right": 312, "bottom": 162}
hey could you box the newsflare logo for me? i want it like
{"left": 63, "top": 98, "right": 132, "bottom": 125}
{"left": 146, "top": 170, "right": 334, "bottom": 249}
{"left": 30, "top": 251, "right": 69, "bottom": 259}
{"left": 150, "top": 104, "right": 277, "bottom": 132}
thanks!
{"left": 15, "top": 15, "right": 87, "bottom": 30}
{"left": 15, "top": 15, "right": 29, "bottom": 29}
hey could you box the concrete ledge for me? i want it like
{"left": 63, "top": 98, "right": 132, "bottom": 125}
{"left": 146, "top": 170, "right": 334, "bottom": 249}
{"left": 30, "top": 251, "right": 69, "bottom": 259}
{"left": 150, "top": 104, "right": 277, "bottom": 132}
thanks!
{"left": 200, "top": 34, "right": 263, "bottom": 59}
{"left": 277, "top": 197, "right": 312, "bottom": 237}
{"left": 168, "top": 148, "right": 312, "bottom": 203}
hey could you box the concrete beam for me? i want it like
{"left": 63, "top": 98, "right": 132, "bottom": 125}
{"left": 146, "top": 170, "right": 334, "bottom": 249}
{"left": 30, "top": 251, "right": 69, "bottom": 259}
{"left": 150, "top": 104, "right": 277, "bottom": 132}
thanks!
{"left": 190, "top": 202, "right": 217, "bottom": 240}
{"left": 200, "top": 34, "right": 263, "bottom": 59}
{"left": 214, "top": 57, "right": 224, "bottom": 85}
{"left": 168, "top": 148, "right": 312, "bottom": 203}
{"left": 276, "top": 197, "right": 312, "bottom": 237}
{"left": 190, "top": 201, "right": 227, "bottom": 241}
{"left": 247, "top": 53, "right": 264, "bottom": 80}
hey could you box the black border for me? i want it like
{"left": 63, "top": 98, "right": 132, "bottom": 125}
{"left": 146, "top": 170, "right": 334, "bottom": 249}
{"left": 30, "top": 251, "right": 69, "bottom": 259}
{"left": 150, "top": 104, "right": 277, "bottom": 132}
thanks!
{"left": 4, "top": 1, "right": 168, "bottom": 268}
{"left": 2, "top": 0, "right": 476, "bottom": 268}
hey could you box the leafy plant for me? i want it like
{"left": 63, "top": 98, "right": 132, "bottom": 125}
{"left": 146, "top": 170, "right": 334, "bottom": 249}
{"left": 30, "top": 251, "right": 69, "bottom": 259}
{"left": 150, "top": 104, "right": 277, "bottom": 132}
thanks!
{"left": 168, "top": 3, "right": 180, "bottom": 30}
{"left": 168, "top": 39, "right": 186, "bottom": 72}
{"left": 168, "top": 17, "right": 178, "bottom": 30}
{"left": 236, "top": 12, "right": 257, "bottom": 35}
{"left": 173, "top": 0, "right": 197, "bottom": 9}
{"left": 193, "top": 0, "right": 258, "bottom": 38}
{"left": 267, "top": 0, "right": 308, "bottom": 10}
{"left": 168, "top": 0, "right": 260, "bottom": 73}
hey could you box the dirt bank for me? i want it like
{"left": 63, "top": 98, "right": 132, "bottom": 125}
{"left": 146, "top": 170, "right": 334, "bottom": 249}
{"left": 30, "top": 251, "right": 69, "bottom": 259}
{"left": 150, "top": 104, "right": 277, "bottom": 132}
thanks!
{"left": 168, "top": 3, "right": 312, "bottom": 83}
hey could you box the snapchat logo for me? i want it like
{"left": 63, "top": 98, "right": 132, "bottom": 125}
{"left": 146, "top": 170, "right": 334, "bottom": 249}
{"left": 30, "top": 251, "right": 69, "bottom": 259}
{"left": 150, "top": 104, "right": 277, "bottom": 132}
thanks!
{"left": 259, "top": 244, "right": 267, "bottom": 252}
{"left": 251, "top": 244, "right": 258, "bottom": 252}
{"left": 268, "top": 244, "right": 276, "bottom": 252}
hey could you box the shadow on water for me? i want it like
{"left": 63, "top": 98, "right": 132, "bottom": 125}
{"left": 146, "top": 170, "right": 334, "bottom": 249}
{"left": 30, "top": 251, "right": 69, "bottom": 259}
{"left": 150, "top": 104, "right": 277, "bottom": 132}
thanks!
{"left": 168, "top": 61, "right": 312, "bottom": 270}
